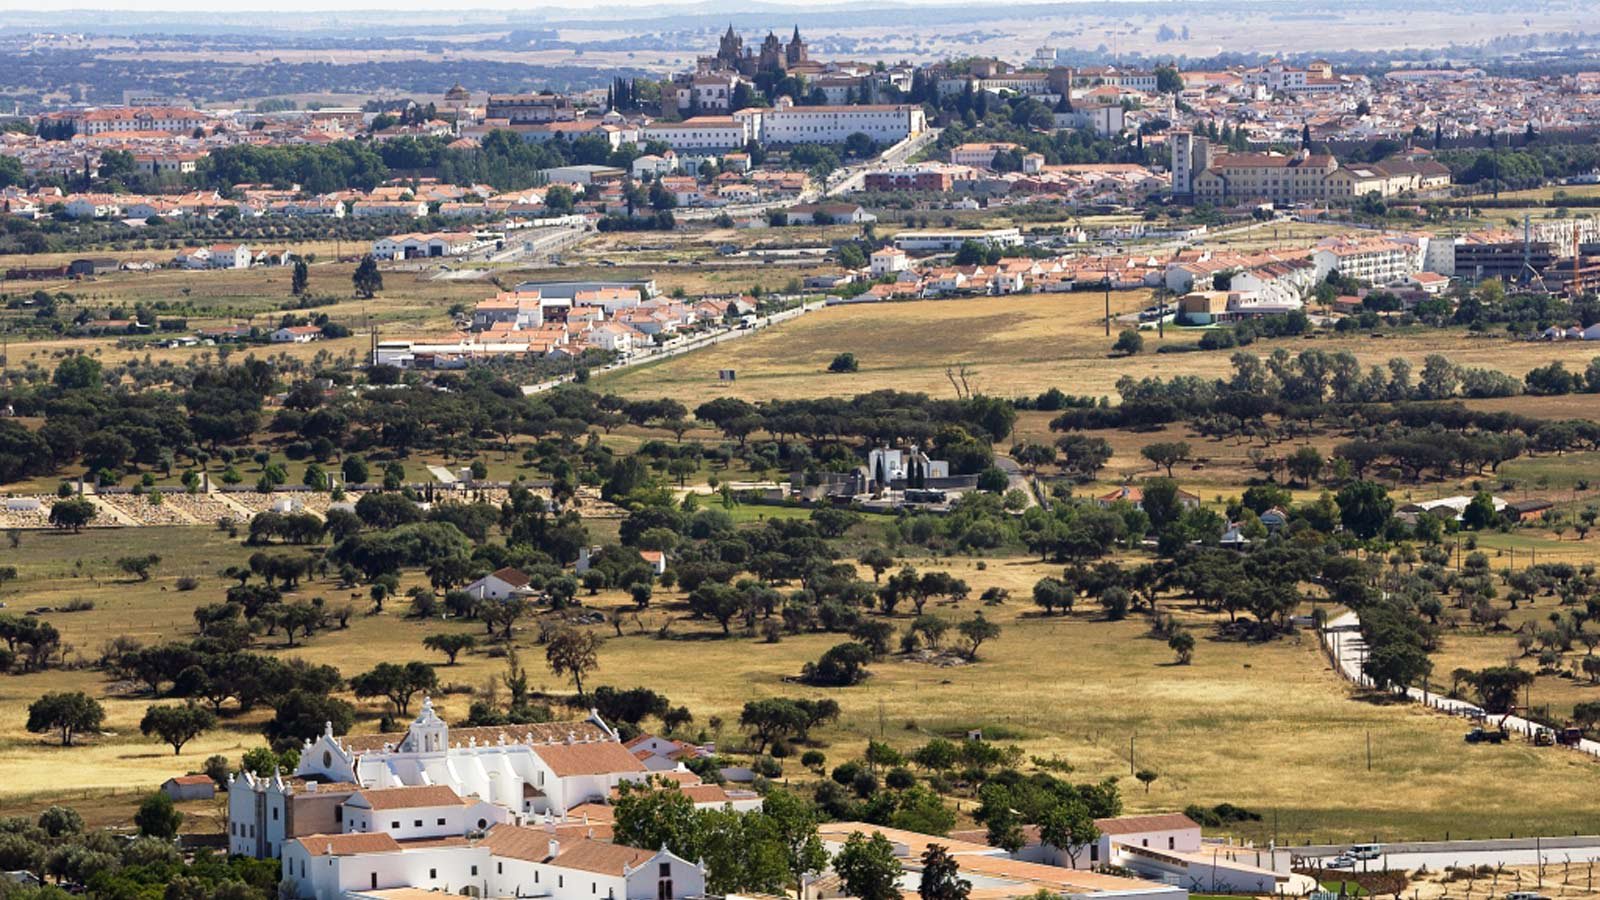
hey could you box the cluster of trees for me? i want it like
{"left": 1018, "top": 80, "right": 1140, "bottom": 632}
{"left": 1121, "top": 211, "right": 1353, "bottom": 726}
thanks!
{"left": 976, "top": 770, "right": 1122, "bottom": 860}
{"left": 0, "top": 802, "right": 280, "bottom": 896}
{"left": 1438, "top": 143, "right": 1600, "bottom": 191}
{"left": 930, "top": 116, "right": 1158, "bottom": 168}
{"left": 692, "top": 391, "right": 1014, "bottom": 472}
{"left": 192, "top": 129, "right": 673, "bottom": 194}
{"left": 0, "top": 614, "right": 62, "bottom": 673}
{"left": 1523, "top": 358, "right": 1600, "bottom": 396}
{"left": 612, "top": 784, "right": 828, "bottom": 896}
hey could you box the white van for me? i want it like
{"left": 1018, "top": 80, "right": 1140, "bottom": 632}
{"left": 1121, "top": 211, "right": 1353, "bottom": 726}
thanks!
{"left": 1349, "top": 844, "right": 1382, "bottom": 861}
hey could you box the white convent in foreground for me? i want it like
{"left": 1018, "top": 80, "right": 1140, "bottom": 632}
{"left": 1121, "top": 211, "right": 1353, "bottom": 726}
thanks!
{"left": 228, "top": 699, "right": 758, "bottom": 860}
{"left": 225, "top": 699, "right": 758, "bottom": 899}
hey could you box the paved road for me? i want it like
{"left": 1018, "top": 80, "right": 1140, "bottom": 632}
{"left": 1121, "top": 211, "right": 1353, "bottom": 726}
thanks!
{"left": 991, "top": 456, "right": 1038, "bottom": 508}
{"left": 823, "top": 127, "right": 943, "bottom": 197}
{"left": 1302, "top": 612, "right": 1600, "bottom": 874}
{"left": 519, "top": 301, "right": 825, "bottom": 395}
{"left": 1322, "top": 612, "right": 1600, "bottom": 758}
{"left": 1289, "top": 835, "right": 1600, "bottom": 873}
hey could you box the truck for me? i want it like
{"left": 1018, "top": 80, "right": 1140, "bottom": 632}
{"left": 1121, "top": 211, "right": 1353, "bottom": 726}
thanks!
{"left": 1556, "top": 727, "right": 1584, "bottom": 747}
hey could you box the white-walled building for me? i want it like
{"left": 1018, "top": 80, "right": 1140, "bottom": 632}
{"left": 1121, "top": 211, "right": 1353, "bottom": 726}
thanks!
{"left": 870, "top": 248, "right": 909, "bottom": 276}
{"left": 341, "top": 785, "right": 511, "bottom": 840}
{"left": 951, "top": 813, "right": 1295, "bottom": 896}
{"left": 641, "top": 116, "right": 753, "bottom": 151}
{"left": 230, "top": 703, "right": 651, "bottom": 861}
{"left": 372, "top": 231, "right": 483, "bottom": 261}
{"left": 471, "top": 293, "right": 544, "bottom": 331}
{"left": 271, "top": 325, "right": 323, "bottom": 343}
{"left": 281, "top": 829, "right": 707, "bottom": 900}
{"left": 817, "top": 822, "right": 1188, "bottom": 900}
{"left": 1312, "top": 238, "right": 1420, "bottom": 284}
{"left": 209, "top": 243, "right": 252, "bottom": 269}
{"left": 950, "top": 142, "right": 1021, "bottom": 168}
{"left": 462, "top": 566, "right": 537, "bottom": 600}
{"left": 759, "top": 103, "right": 926, "bottom": 145}
{"left": 893, "top": 228, "right": 1022, "bottom": 253}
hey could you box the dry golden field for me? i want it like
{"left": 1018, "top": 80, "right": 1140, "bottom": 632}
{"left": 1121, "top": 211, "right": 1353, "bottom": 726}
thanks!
{"left": 2, "top": 524, "right": 1600, "bottom": 843}
{"left": 595, "top": 293, "right": 1600, "bottom": 404}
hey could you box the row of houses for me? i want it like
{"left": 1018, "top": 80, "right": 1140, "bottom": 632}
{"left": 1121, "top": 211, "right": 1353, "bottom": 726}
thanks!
{"left": 172, "top": 243, "right": 293, "bottom": 270}
{"left": 374, "top": 286, "right": 753, "bottom": 369}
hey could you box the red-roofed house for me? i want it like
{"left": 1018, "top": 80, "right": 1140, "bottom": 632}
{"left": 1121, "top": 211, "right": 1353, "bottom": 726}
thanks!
{"left": 463, "top": 566, "right": 534, "bottom": 601}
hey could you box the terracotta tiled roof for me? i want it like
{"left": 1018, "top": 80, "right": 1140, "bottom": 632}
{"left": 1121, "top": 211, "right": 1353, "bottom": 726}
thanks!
{"left": 532, "top": 740, "right": 648, "bottom": 777}
{"left": 679, "top": 784, "right": 733, "bottom": 804}
{"left": 297, "top": 832, "right": 402, "bottom": 856}
{"left": 482, "top": 826, "right": 628, "bottom": 864}
{"left": 565, "top": 802, "right": 616, "bottom": 824}
{"left": 353, "top": 785, "right": 464, "bottom": 810}
{"left": 489, "top": 566, "right": 531, "bottom": 587}
{"left": 552, "top": 838, "right": 656, "bottom": 875}
{"left": 1093, "top": 812, "right": 1199, "bottom": 835}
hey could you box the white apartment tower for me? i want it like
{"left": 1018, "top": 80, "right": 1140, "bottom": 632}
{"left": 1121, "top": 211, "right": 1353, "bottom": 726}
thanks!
{"left": 1169, "top": 130, "right": 1211, "bottom": 199}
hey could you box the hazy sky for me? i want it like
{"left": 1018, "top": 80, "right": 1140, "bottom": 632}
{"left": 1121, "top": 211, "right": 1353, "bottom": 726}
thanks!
{"left": 0, "top": 0, "right": 859, "bottom": 10}
{"left": 0, "top": 0, "right": 945, "bottom": 12}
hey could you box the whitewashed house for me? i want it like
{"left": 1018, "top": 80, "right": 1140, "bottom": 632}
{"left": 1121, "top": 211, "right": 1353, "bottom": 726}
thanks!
{"left": 271, "top": 325, "right": 323, "bottom": 343}
{"left": 281, "top": 829, "right": 707, "bottom": 900}
{"left": 463, "top": 566, "right": 536, "bottom": 601}
{"left": 209, "top": 243, "right": 252, "bottom": 269}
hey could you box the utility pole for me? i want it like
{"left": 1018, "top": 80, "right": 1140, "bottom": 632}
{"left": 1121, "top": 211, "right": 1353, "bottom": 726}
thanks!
{"left": 1366, "top": 730, "right": 1372, "bottom": 771}
{"left": 1129, "top": 732, "right": 1135, "bottom": 774}
{"left": 1104, "top": 261, "right": 1112, "bottom": 336}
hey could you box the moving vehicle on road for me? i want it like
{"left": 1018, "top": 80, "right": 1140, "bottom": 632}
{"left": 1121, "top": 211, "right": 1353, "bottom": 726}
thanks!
{"left": 1324, "top": 855, "right": 1356, "bottom": 869}
{"left": 1348, "top": 844, "right": 1382, "bottom": 861}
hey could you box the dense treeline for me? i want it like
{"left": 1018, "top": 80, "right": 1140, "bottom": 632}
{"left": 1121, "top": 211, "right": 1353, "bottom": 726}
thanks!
{"left": 197, "top": 130, "right": 673, "bottom": 194}
{"left": 1436, "top": 142, "right": 1600, "bottom": 190}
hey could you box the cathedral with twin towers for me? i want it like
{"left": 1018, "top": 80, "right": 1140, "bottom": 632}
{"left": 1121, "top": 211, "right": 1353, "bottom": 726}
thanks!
{"left": 707, "top": 23, "right": 810, "bottom": 76}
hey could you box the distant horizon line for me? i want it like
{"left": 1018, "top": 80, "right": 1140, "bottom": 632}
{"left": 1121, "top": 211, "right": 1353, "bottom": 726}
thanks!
{"left": 0, "top": 0, "right": 1209, "bottom": 14}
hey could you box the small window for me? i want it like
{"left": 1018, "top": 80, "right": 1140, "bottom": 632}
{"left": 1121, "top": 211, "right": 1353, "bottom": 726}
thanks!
{"left": 335, "top": 808, "right": 343, "bottom": 824}
{"left": 438, "top": 818, "right": 447, "bottom": 826}
{"left": 472, "top": 866, "right": 479, "bottom": 876}
{"left": 1168, "top": 837, "right": 1175, "bottom": 849}
{"left": 414, "top": 820, "right": 423, "bottom": 828}
{"left": 660, "top": 863, "right": 671, "bottom": 877}
{"left": 272, "top": 807, "right": 279, "bottom": 821}
{"left": 478, "top": 818, "right": 488, "bottom": 829}
{"left": 371, "top": 873, "right": 378, "bottom": 890}
{"left": 392, "top": 821, "right": 400, "bottom": 829}
{"left": 430, "top": 869, "right": 437, "bottom": 880}
{"left": 498, "top": 863, "right": 504, "bottom": 875}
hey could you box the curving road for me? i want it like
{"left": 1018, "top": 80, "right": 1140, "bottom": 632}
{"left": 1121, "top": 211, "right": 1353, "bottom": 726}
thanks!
{"left": 1321, "top": 611, "right": 1600, "bottom": 758}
